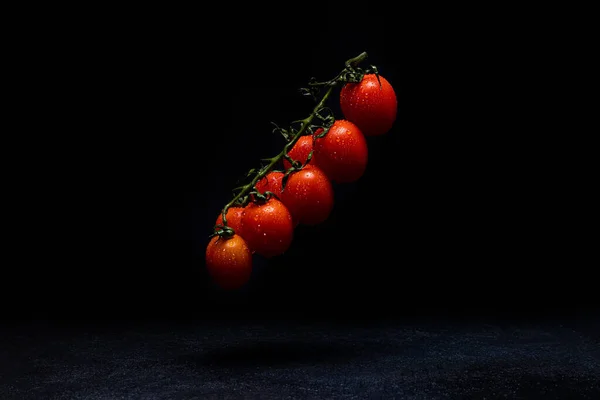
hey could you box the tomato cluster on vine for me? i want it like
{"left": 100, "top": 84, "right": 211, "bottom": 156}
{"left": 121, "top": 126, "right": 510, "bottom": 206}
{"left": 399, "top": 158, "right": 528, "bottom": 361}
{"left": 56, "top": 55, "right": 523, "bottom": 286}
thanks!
{"left": 206, "top": 55, "right": 397, "bottom": 291}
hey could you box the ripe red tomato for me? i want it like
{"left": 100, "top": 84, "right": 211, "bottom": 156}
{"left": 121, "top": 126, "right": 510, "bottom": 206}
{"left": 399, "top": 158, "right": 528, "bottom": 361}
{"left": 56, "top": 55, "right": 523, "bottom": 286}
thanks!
{"left": 254, "top": 171, "right": 284, "bottom": 199}
{"left": 215, "top": 206, "right": 245, "bottom": 234}
{"left": 312, "top": 119, "right": 368, "bottom": 183}
{"left": 283, "top": 135, "right": 314, "bottom": 170}
{"left": 280, "top": 165, "right": 334, "bottom": 226}
{"left": 241, "top": 197, "right": 294, "bottom": 258}
{"left": 205, "top": 234, "right": 252, "bottom": 290}
{"left": 340, "top": 73, "right": 397, "bottom": 136}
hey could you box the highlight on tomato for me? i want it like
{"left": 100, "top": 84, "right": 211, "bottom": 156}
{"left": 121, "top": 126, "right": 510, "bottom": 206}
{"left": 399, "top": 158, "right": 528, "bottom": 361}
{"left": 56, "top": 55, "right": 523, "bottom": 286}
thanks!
{"left": 215, "top": 206, "right": 245, "bottom": 236}
{"left": 240, "top": 197, "right": 294, "bottom": 258}
{"left": 205, "top": 234, "right": 253, "bottom": 290}
{"left": 283, "top": 134, "right": 314, "bottom": 170}
{"left": 280, "top": 164, "right": 334, "bottom": 226}
{"left": 340, "top": 73, "right": 397, "bottom": 136}
{"left": 253, "top": 171, "right": 284, "bottom": 200}
{"left": 312, "top": 119, "right": 368, "bottom": 183}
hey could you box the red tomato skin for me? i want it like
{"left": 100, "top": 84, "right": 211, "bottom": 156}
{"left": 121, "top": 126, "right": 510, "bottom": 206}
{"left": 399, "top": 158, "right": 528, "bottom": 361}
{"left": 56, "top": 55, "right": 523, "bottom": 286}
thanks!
{"left": 340, "top": 74, "right": 397, "bottom": 136}
{"left": 241, "top": 198, "right": 294, "bottom": 258}
{"left": 254, "top": 171, "right": 284, "bottom": 199}
{"left": 312, "top": 119, "right": 368, "bottom": 183}
{"left": 215, "top": 206, "right": 245, "bottom": 235}
{"left": 280, "top": 165, "right": 334, "bottom": 226}
{"left": 205, "top": 234, "right": 252, "bottom": 290}
{"left": 283, "top": 135, "right": 314, "bottom": 170}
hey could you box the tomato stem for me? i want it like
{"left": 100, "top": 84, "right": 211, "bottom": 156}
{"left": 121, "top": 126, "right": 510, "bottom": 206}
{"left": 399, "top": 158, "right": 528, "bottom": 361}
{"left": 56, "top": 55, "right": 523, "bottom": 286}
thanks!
{"left": 216, "top": 51, "right": 370, "bottom": 234}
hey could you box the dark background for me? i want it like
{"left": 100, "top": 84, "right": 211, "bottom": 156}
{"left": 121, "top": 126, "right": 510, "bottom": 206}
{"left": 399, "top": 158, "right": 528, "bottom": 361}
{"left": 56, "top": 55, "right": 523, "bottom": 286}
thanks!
{"left": 10, "top": 4, "right": 594, "bottom": 324}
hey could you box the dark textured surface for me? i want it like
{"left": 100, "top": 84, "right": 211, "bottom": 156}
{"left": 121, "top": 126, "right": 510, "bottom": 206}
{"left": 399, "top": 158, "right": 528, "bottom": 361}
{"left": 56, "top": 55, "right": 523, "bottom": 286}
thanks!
{"left": 1, "top": 317, "right": 599, "bottom": 399}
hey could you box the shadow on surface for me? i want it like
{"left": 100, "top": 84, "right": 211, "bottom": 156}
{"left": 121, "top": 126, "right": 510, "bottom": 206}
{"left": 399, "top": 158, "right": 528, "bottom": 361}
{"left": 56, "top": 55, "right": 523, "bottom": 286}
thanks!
{"left": 188, "top": 340, "right": 360, "bottom": 368}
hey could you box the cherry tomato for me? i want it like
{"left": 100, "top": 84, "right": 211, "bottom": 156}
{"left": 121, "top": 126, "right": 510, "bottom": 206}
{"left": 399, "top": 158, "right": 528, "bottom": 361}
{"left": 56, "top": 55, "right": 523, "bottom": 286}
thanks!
{"left": 241, "top": 197, "right": 294, "bottom": 258}
{"left": 283, "top": 135, "right": 314, "bottom": 170}
{"left": 340, "top": 73, "right": 397, "bottom": 136}
{"left": 205, "top": 234, "right": 253, "bottom": 290}
{"left": 312, "top": 119, "right": 368, "bottom": 183}
{"left": 280, "top": 165, "right": 334, "bottom": 226}
{"left": 254, "top": 171, "right": 284, "bottom": 199}
{"left": 215, "top": 206, "right": 245, "bottom": 235}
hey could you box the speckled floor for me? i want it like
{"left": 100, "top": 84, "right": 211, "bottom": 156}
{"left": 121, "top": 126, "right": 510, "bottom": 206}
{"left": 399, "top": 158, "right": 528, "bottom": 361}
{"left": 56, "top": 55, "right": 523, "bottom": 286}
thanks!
{"left": 2, "top": 317, "right": 599, "bottom": 399}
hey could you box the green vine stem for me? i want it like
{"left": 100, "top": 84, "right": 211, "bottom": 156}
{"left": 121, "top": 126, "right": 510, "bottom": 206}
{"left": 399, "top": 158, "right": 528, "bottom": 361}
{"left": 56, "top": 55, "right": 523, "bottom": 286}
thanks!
{"left": 213, "top": 51, "right": 374, "bottom": 238}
